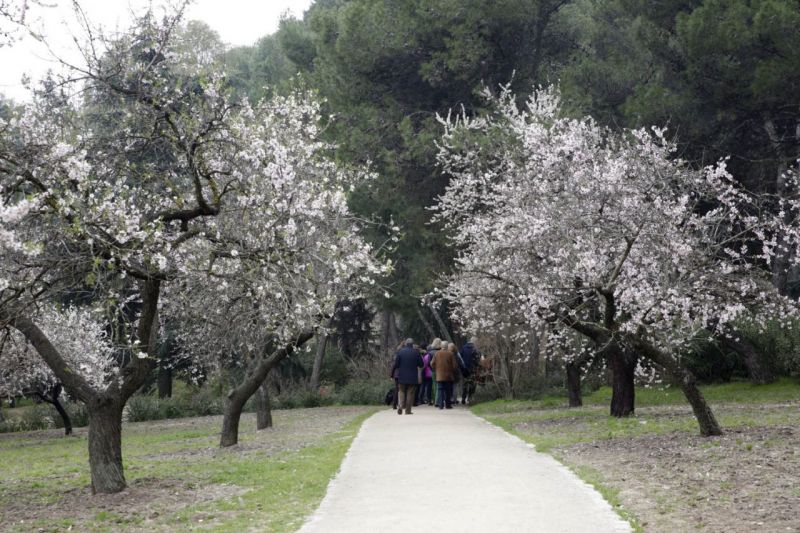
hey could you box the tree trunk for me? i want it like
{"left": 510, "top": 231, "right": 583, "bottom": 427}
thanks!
{"left": 428, "top": 304, "right": 454, "bottom": 344}
{"left": 220, "top": 331, "right": 313, "bottom": 447}
{"left": 87, "top": 399, "right": 126, "bottom": 494}
{"left": 719, "top": 335, "right": 775, "bottom": 385}
{"left": 609, "top": 345, "right": 636, "bottom": 417}
{"left": 51, "top": 395, "right": 73, "bottom": 436}
{"left": 47, "top": 385, "right": 72, "bottom": 436}
{"left": 630, "top": 335, "right": 722, "bottom": 436}
{"left": 765, "top": 119, "right": 793, "bottom": 295}
{"left": 380, "top": 310, "right": 391, "bottom": 358}
{"left": 387, "top": 312, "right": 401, "bottom": 350}
{"left": 415, "top": 305, "right": 438, "bottom": 341}
{"left": 256, "top": 381, "right": 273, "bottom": 430}
{"left": 676, "top": 370, "right": 722, "bottom": 437}
{"left": 157, "top": 366, "right": 173, "bottom": 398}
{"left": 566, "top": 360, "right": 582, "bottom": 407}
{"left": 220, "top": 393, "right": 246, "bottom": 447}
{"left": 309, "top": 330, "right": 329, "bottom": 391}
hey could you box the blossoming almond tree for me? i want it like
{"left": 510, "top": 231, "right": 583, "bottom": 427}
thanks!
{"left": 0, "top": 4, "right": 315, "bottom": 491}
{"left": 435, "top": 86, "right": 800, "bottom": 436}
{"left": 164, "top": 93, "right": 390, "bottom": 447}
{"left": 0, "top": 17, "right": 236, "bottom": 492}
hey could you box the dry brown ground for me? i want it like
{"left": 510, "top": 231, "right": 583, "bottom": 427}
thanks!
{"left": 542, "top": 405, "right": 800, "bottom": 532}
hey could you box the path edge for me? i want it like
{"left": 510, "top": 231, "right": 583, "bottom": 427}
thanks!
{"left": 296, "top": 408, "right": 381, "bottom": 532}
{"left": 472, "top": 411, "right": 635, "bottom": 532}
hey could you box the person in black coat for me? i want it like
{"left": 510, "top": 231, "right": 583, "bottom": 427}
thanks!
{"left": 391, "top": 338, "right": 423, "bottom": 415}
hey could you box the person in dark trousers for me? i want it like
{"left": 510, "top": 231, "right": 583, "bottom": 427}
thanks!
{"left": 460, "top": 338, "right": 480, "bottom": 405}
{"left": 431, "top": 343, "right": 457, "bottom": 409}
{"left": 391, "top": 338, "right": 423, "bottom": 415}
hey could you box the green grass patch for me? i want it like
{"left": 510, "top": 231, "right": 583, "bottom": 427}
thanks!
{"left": 168, "top": 411, "right": 375, "bottom": 532}
{"left": 473, "top": 378, "right": 800, "bottom": 417}
{"left": 0, "top": 407, "right": 377, "bottom": 532}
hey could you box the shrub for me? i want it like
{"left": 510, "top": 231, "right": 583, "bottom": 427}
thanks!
{"left": 335, "top": 379, "right": 387, "bottom": 405}
{"left": 186, "top": 387, "right": 224, "bottom": 416}
{"left": 126, "top": 395, "right": 164, "bottom": 422}
{"left": 272, "top": 389, "right": 335, "bottom": 409}
{"left": 0, "top": 404, "right": 54, "bottom": 433}
{"left": 50, "top": 401, "right": 89, "bottom": 430}
{"left": 126, "top": 385, "right": 226, "bottom": 422}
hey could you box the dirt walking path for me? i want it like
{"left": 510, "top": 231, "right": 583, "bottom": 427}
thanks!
{"left": 298, "top": 405, "right": 631, "bottom": 533}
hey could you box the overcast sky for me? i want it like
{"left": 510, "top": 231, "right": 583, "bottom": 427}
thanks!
{"left": 0, "top": 0, "right": 314, "bottom": 101}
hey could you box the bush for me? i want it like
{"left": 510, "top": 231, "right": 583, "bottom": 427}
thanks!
{"left": 0, "top": 404, "right": 54, "bottom": 433}
{"left": 272, "top": 389, "right": 335, "bottom": 410}
{"left": 51, "top": 401, "right": 89, "bottom": 430}
{"left": 508, "top": 372, "right": 566, "bottom": 400}
{"left": 126, "top": 395, "right": 165, "bottom": 422}
{"left": 126, "top": 386, "right": 226, "bottom": 423}
{"left": 187, "top": 386, "right": 225, "bottom": 416}
{"left": 335, "top": 379, "right": 387, "bottom": 405}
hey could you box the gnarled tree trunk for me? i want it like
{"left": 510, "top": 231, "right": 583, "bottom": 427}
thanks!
{"left": 220, "top": 331, "right": 313, "bottom": 447}
{"left": 566, "top": 360, "right": 582, "bottom": 407}
{"left": 87, "top": 398, "right": 126, "bottom": 494}
{"left": 630, "top": 335, "right": 722, "bottom": 436}
{"left": 609, "top": 345, "right": 637, "bottom": 417}
{"left": 3, "top": 278, "right": 162, "bottom": 493}
{"left": 256, "top": 381, "right": 273, "bottom": 430}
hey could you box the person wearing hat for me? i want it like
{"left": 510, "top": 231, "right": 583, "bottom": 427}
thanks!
{"left": 391, "top": 338, "right": 424, "bottom": 415}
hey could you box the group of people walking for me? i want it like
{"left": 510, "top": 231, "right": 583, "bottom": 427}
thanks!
{"left": 390, "top": 337, "right": 480, "bottom": 415}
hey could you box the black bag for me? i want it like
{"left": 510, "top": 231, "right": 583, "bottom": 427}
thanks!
{"left": 384, "top": 387, "right": 395, "bottom": 406}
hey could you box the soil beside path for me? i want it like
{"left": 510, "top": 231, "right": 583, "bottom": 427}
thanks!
{"left": 298, "top": 405, "right": 631, "bottom": 533}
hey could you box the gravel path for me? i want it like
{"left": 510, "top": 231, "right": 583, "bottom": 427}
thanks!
{"left": 298, "top": 405, "right": 631, "bottom": 533}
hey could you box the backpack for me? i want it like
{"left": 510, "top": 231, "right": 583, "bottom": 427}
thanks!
{"left": 384, "top": 387, "right": 396, "bottom": 406}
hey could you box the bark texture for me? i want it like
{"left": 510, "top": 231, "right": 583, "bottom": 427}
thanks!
{"left": 566, "top": 360, "right": 582, "bottom": 407}
{"left": 256, "top": 381, "right": 273, "bottom": 430}
{"left": 87, "top": 399, "right": 126, "bottom": 494}
{"left": 609, "top": 346, "right": 637, "bottom": 417}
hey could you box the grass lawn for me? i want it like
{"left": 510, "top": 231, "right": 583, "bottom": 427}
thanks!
{"left": 473, "top": 379, "right": 800, "bottom": 532}
{"left": 0, "top": 406, "right": 378, "bottom": 532}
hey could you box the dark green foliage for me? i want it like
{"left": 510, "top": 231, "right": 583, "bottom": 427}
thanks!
{"left": 0, "top": 404, "right": 54, "bottom": 433}
{"left": 334, "top": 379, "right": 387, "bottom": 405}
{"left": 737, "top": 320, "right": 800, "bottom": 378}
{"left": 682, "top": 339, "right": 739, "bottom": 384}
{"left": 331, "top": 299, "right": 375, "bottom": 360}
{"left": 562, "top": 0, "right": 800, "bottom": 191}
{"left": 0, "top": 400, "right": 88, "bottom": 433}
{"left": 267, "top": 0, "right": 581, "bottom": 325}
{"left": 126, "top": 386, "right": 225, "bottom": 422}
